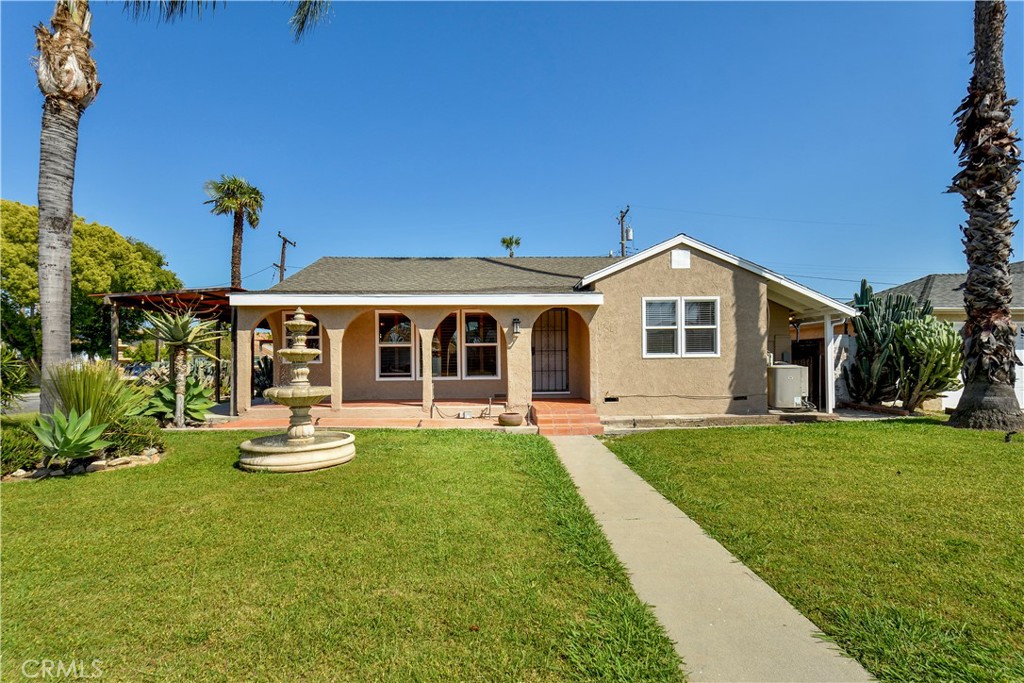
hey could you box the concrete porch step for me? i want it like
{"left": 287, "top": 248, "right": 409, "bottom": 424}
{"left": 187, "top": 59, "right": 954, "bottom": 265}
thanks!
{"left": 532, "top": 400, "right": 604, "bottom": 436}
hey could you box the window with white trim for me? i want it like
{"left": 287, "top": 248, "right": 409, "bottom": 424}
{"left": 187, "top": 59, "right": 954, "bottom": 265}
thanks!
{"left": 642, "top": 297, "right": 720, "bottom": 357}
{"left": 282, "top": 311, "right": 321, "bottom": 364}
{"left": 463, "top": 312, "right": 499, "bottom": 377}
{"left": 643, "top": 299, "right": 679, "bottom": 356}
{"left": 377, "top": 312, "right": 414, "bottom": 378}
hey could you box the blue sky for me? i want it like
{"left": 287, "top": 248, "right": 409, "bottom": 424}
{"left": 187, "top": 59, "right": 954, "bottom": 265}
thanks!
{"left": 2, "top": 1, "right": 1022, "bottom": 299}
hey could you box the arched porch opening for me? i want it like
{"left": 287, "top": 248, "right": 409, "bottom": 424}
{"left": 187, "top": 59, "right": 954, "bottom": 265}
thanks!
{"left": 532, "top": 307, "right": 591, "bottom": 400}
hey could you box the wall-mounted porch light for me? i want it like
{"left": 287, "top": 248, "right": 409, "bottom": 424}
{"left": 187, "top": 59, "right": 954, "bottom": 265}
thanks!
{"left": 512, "top": 318, "right": 521, "bottom": 336}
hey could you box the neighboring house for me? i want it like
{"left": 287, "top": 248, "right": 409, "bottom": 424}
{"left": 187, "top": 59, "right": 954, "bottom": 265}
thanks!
{"left": 873, "top": 261, "right": 1024, "bottom": 410}
{"left": 228, "top": 234, "right": 855, "bottom": 418}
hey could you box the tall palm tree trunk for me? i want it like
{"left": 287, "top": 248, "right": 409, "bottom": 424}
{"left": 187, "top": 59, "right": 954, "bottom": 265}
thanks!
{"left": 37, "top": 99, "right": 80, "bottom": 414}
{"left": 231, "top": 210, "right": 244, "bottom": 288}
{"left": 948, "top": 0, "right": 1023, "bottom": 430}
{"left": 34, "top": 1, "right": 100, "bottom": 415}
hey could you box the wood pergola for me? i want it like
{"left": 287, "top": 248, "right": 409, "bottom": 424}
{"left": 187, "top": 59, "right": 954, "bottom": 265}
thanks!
{"left": 92, "top": 287, "right": 243, "bottom": 406}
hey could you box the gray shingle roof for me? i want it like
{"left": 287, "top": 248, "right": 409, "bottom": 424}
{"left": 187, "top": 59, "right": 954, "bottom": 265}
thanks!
{"left": 874, "top": 261, "right": 1023, "bottom": 309}
{"left": 260, "top": 256, "right": 623, "bottom": 294}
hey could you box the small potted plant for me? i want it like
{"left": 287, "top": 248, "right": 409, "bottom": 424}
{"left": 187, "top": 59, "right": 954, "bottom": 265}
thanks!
{"left": 498, "top": 411, "right": 523, "bottom": 427}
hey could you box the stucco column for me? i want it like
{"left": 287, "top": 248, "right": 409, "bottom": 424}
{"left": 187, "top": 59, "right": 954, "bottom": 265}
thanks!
{"left": 236, "top": 327, "right": 253, "bottom": 414}
{"left": 504, "top": 327, "right": 533, "bottom": 414}
{"left": 324, "top": 327, "right": 344, "bottom": 411}
{"left": 419, "top": 327, "right": 434, "bottom": 414}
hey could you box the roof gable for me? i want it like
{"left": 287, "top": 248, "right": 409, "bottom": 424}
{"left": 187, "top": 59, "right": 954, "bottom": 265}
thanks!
{"left": 578, "top": 233, "right": 856, "bottom": 318}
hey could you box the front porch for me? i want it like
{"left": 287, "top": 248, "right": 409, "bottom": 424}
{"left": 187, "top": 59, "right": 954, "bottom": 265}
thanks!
{"left": 208, "top": 397, "right": 606, "bottom": 435}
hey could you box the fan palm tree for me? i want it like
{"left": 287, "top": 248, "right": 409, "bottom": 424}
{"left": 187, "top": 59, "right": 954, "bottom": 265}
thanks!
{"left": 32, "top": 1, "right": 330, "bottom": 414}
{"left": 204, "top": 176, "right": 265, "bottom": 288}
{"left": 501, "top": 235, "right": 521, "bottom": 258}
{"left": 947, "top": 0, "right": 1023, "bottom": 431}
{"left": 145, "top": 310, "right": 223, "bottom": 427}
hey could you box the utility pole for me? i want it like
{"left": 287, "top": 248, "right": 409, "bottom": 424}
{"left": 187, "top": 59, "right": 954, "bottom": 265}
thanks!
{"left": 273, "top": 231, "right": 296, "bottom": 283}
{"left": 618, "top": 205, "right": 631, "bottom": 257}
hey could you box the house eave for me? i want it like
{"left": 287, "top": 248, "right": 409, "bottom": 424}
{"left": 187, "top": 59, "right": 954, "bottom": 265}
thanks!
{"left": 229, "top": 292, "right": 605, "bottom": 307}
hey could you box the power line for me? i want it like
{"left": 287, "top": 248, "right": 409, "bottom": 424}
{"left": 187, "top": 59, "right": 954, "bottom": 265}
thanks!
{"left": 632, "top": 203, "right": 905, "bottom": 230}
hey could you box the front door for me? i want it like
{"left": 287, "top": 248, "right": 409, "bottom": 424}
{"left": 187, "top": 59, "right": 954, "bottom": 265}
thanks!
{"left": 532, "top": 308, "right": 569, "bottom": 393}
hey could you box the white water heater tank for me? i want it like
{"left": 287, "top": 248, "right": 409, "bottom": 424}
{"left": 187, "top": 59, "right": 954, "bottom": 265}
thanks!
{"left": 767, "top": 364, "right": 809, "bottom": 409}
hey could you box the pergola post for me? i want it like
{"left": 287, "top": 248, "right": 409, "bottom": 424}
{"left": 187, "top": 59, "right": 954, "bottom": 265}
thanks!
{"left": 215, "top": 321, "right": 223, "bottom": 404}
{"left": 109, "top": 301, "right": 120, "bottom": 363}
{"left": 230, "top": 307, "right": 239, "bottom": 417}
{"left": 824, "top": 314, "right": 837, "bottom": 413}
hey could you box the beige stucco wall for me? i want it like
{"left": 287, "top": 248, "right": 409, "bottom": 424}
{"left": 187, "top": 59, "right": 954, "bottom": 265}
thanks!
{"left": 768, "top": 300, "right": 793, "bottom": 364}
{"left": 588, "top": 248, "right": 769, "bottom": 416}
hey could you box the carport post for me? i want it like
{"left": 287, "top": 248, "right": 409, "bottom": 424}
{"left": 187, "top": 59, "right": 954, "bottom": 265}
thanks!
{"left": 824, "top": 314, "right": 836, "bottom": 413}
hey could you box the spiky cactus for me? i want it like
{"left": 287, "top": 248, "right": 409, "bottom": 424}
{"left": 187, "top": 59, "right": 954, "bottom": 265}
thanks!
{"left": 843, "top": 280, "right": 932, "bottom": 405}
{"left": 894, "top": 316, "right": 963, "bottom": 413}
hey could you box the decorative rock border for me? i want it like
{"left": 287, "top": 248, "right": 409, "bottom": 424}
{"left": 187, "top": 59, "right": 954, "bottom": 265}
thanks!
{"left": 3, "top": 448, "right": 163, "bottom": 482}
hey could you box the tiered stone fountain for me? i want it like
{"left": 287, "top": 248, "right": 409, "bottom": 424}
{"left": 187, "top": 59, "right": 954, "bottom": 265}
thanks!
{"left": 238, "top": 308, "right": 355, "bottom": 472}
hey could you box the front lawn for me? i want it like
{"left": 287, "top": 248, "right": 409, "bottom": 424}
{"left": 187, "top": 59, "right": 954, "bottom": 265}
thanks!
{"left": 605, "top": 419, "right": 1024, "bottom": 682}
{"left": 2, "top": 430, "right": 681, "bottom": 682}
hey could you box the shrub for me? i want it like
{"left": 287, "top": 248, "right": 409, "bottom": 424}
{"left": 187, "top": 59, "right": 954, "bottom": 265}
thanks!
{"left": 1, "top": 423, "right": 42, "bottom": 475}
{"left": 48, "top": 360, "right": 149, "bottom": 427}
{"left": 143, "top": 378, "right": 215, "bottom": 425}
{"left": 29, "top": 408, "right": 111, "bottom": 467}
{"left": 0, "top": 342, "right": 32, "bottom": 410}
{"left": 105, "top": 415, "right": 166, "bottom": 458}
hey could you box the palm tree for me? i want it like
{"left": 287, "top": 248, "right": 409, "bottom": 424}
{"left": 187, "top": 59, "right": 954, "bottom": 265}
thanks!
{"left": 204, "top": 176, "right": 265, "bottom": 288}
{"left": 145, "top": 310, "right": 223, "bottom": 428}
{"left": 501, "top": 235, "right": 521, "bottom": 258}
{"left": 947, "top": 0, "right": 1023, "bottom": 431}
{"left": 34, "top": 1, "right": 101, "bottom": 415}
{"left": 32, "top": 1, "right": 330, "bottom": 415}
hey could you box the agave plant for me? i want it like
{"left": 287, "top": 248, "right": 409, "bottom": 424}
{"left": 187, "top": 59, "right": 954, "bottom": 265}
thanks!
{"left": 0, "top": 342, "right": 32, "bottom": 410}
{"left": 29, "top": 408, "right": 111, "bottom": 468}
{"left": 252, "top": 356, "right": 275, "bottom": 398}
{"left": 144, "top": 310, "right": 223, "bottom": 428}
{"left": 143, "top": 378, "right": 216, "bottom": 425}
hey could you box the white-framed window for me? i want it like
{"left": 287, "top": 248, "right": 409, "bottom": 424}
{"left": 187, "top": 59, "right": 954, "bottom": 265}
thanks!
{"left": 282, "top": 311, "right": 321, "bottom": 364}
{"left": 642, "top": 297, "right": 720, "bottom": 358}
{"left": 463, "top": 311, "right": 500, "bottom": 379}
{"left": 377, "top": 311, "right": 414, "bottom": 379}
{"left": 378, "top": 310, "right": 501, "bottom": 381}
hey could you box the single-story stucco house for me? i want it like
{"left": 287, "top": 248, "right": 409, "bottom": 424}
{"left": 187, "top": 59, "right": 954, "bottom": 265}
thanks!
{"left": 228, "top": 234, "right": 856, "bottom": 421}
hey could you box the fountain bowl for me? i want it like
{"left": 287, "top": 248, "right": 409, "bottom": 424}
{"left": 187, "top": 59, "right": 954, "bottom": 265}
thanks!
{"left": 263, "top": 385, "right": 332, "bottom": 406}
{"left": 239, "top": 431, "right": 355, "bottom": 472}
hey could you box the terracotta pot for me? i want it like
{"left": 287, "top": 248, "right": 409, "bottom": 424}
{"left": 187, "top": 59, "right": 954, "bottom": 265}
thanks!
{"left": 498, "top": 412, "right": 524, "bottom": 427}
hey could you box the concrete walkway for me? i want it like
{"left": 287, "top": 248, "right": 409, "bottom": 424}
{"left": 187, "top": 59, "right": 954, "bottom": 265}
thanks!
{"left": 548, "top": 435, "right": 873, "bottom": 683}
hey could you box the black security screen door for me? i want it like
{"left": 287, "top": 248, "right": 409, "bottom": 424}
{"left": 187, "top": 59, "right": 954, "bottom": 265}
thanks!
{"left": 532, "top": 308, "right": 569, "bottom": 392}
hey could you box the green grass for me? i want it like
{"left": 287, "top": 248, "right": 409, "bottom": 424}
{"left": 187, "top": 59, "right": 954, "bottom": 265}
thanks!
{"left": 605, "top": 419, "right": 1024, "bottom": 682}
{"left": 1, "top": 429, "right": 681, "bottom": 682}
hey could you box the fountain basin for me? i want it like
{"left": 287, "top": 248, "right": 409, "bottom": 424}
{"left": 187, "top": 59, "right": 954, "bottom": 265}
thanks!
{"left": 239, "top": 431, "right": 356, "bottom": 473}
{"left": 263, "top": 385, "right": 332, "bottom": 406}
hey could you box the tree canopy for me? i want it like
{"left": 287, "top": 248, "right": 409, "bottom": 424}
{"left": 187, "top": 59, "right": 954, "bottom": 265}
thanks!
{"left": 0, "top": 199, "right": 181, "bottom": 359}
